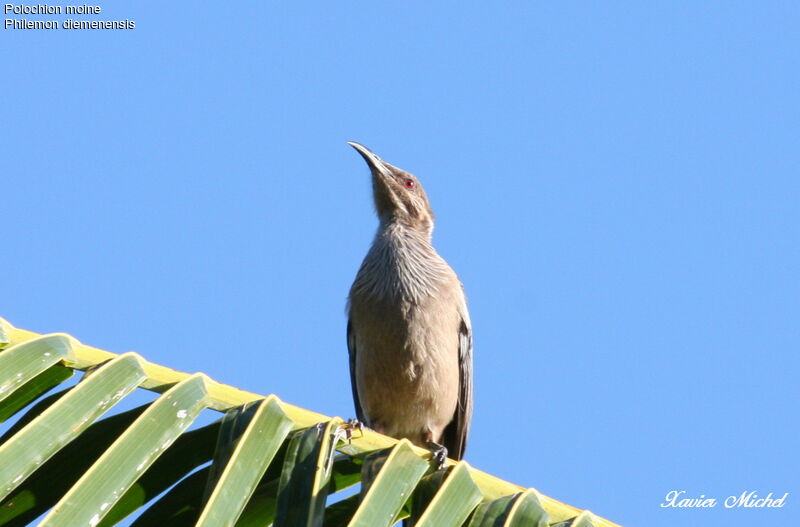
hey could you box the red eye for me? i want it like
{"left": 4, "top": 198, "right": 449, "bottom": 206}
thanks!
{"left": 403, "top": 178, "right": 415, "bottom": 189}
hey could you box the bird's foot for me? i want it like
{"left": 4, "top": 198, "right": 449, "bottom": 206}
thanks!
{"left": 426, "top": 441, "right": 448, "bottom": 469}
{"left": 342, "top": 418, "right": 363, "bottom": 442}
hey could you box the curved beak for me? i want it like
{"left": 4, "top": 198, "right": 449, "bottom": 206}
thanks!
{"left": 347, "top": 142, "right": 390, "bottom": 178}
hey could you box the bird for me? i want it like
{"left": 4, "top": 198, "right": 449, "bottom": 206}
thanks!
{"left": 346, "top": 142, "right": 473, "bottom": 463}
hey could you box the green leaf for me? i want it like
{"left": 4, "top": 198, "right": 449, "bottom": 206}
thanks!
{"left": 322, "top": 493, "right": 360, "bottom": 527}
{"left": 232, "top": 477, "right": 280, "bottom": 527}
{"left": 233, "top": 455, "right": 358, "bottom": 527}
{"left": 551, "top": 510, "right": 595, "bottom": 527}
{"left": 0, "top": 321, "right": 8, "bottom": 347}
{"left": 0, "top": 364, "right": 72, "bottom": 423}
{"left": 0, "top": 320, "right": 622, "bottom": 527}
{"left": 0, "top": 387, "right": 72, "bottom": 444}
{"left": 274, "top": 420, "right": 345, "bottom": 527}
{"left": 468, "top": 489, "right": 550, "bottom": 527}
{"left": 0, "top": 353, "right": 147, "bottom": 501}
{"left": 467, "top": 494, "right": 516, "bottom": 527}
{"left": 0, "top": 404, "right": 149, "bottom": 527}
{"left": 503, "top": 489, "right": 550, "bottom": 526}
{"left": 130, "top": 466, "right": 212, "bottom": 527}
{"left": 0, "top": 335, "right": 73, "bottom": 406}
{"left": 348, "top": 440, "right": 429, "bottom": 527}
{"left": 410, "top": 467, "right": 449, "bottom": 525}
{"left": 414, "top": 462, "right": 483, "bottom": 527}
{"left": 135, "top": 448, "right": 389, "bottom": 527}
{"left": 196, "top": 396, "right": 294, "bottom": 527}
{"left": 327, "top": 455, "right": 362, "bottom": 494}
{"left": 200, "top": 400, "right": 262, "bottom": 503}
{"left": 38, "top": 374, "right": 211, "bottom": 527}
{"left": 137, "top": 451, "right": 349, "bottom": 527}
{"left": 97, "top": 419, "right": 222, "bottom": 527}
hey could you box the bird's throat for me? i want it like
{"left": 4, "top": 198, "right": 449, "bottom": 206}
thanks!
{"left": 352, "top": 225, "right": 449, "bottom": 303}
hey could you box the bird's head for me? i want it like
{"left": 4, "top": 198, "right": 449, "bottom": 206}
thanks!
{"left": 348, "top": 142, "right": 434, "bottom": 234}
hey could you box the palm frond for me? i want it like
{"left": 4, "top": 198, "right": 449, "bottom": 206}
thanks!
{"left": 0, "top": 318, "right": 620, "bottom": 527}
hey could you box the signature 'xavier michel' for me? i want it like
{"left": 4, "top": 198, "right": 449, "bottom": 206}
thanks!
{"left": 346, "top": 142, "right": 473, "bottom": 463}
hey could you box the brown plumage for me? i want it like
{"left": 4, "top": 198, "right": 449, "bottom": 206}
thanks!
{"left": 346, "top": 142, "right": 473, "bottom": 460}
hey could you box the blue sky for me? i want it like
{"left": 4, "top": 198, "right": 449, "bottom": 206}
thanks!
{"left": 2, "top": 2, "right": 797, "bottom": 525}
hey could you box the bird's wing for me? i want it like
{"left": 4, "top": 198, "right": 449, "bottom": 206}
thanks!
{"left": 442, "top": 302, "right": 473, "bottom": 460}
{"left": 347, "top": 319, "right": 366, "bottom": 424}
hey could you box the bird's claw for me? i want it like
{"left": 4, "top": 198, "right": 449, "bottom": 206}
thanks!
{"left": 426, "top": 441, "right": 448, "bottom": 469}
{"left": 342, "top": 418, "right": 363, "bottom": 442}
